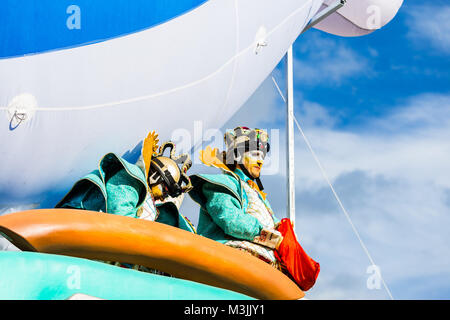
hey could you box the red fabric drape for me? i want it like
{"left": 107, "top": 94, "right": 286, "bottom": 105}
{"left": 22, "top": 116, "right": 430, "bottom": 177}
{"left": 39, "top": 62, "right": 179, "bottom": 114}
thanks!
{"left": 275, "top": 218, "right": 320, "bottom": 291}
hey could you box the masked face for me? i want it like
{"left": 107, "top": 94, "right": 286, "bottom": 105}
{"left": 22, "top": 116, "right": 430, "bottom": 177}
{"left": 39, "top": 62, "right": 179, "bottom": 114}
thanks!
{"left": 242, "top": 150, "right": 265, "bottom": 179}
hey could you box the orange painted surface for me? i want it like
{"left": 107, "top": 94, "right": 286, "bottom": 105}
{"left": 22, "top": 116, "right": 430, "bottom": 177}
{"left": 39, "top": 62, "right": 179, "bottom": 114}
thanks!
{"left": 0, "top": 209, "right": 304, "bottom": 300}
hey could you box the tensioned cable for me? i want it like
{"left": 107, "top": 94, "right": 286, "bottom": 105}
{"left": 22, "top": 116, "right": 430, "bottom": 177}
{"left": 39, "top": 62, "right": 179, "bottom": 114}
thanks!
{"left": 271, "top": 74, "right": 394, "bottom": 300}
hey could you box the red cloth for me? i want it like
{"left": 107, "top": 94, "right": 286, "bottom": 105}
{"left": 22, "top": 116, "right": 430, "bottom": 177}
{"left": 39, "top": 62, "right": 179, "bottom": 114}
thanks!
{"left": 275, "top": 218, "right": 320, "bottom": 291}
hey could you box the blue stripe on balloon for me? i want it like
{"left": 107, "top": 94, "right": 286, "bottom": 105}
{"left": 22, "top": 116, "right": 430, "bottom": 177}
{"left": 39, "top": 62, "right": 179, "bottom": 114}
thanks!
{"left": 0, "top": 0, "right": 207, "bottom": 59}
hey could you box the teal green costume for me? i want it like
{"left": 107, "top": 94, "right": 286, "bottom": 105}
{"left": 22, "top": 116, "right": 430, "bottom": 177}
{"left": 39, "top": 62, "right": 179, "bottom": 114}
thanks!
{"left": 189, "top": 169, "right": 279, "bottom": 243}
{"left": 55, "top": 153, "right": 195, "bottom": 233}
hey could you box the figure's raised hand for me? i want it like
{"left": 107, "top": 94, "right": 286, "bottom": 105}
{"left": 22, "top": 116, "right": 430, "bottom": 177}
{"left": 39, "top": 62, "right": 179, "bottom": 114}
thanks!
{"left": 142, "top": 130, "right": 160, "bottom": 179}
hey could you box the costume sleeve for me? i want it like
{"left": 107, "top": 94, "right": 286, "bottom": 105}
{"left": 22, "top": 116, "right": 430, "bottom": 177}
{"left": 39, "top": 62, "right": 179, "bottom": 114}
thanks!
{"left": 105, "top": 170, "right": 141, "bottom": 217}
{"left": 202, "top": 183, "right": 263, "bottom": 241}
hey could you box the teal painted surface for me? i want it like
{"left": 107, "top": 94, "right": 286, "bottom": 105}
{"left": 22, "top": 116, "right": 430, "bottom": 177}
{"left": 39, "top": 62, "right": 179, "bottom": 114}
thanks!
{"left": 0, "top": 252, "right": 252, "bottom": 300}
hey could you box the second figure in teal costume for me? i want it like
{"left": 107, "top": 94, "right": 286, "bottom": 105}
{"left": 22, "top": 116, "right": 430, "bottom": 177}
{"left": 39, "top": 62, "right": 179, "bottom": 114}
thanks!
{"left": 189, "top": 127, "right": 284, "bottom": 269}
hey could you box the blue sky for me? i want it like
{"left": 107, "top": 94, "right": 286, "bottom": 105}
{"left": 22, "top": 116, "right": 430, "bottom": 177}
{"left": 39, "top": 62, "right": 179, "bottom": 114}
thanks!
{"left": 182, "top": 1, "right": 450, "bottom": 299}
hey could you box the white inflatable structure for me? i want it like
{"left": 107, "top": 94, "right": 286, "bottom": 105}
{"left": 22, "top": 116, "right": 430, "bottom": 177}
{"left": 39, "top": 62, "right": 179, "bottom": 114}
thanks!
{"left": 314, "top": 0, "right": 404, "bottom": 37}
{"left": 0, "top": 0, "right": 403, "bottom": 207}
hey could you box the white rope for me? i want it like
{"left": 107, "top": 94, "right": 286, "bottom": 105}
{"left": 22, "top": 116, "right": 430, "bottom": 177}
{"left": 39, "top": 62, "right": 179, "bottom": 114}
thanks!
{"left": 271, "top": 75, "right": 394, "bottom": 300}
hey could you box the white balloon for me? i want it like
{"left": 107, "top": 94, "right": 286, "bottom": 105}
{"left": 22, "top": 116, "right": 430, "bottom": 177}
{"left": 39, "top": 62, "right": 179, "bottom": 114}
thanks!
{"left": 314, "top": 0, "right": 404, "bottom": 37}
{"left": 0, "top": 0, "right": 323, "bottom": 203}
{"left": 0, "top": 0, "right": 404, "bottom": 205}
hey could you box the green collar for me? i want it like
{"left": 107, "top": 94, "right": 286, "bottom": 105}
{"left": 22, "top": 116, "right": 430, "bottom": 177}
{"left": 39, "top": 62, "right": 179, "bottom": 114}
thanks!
{"left": 233, "top": 168, "right": 251, "bottom": 183}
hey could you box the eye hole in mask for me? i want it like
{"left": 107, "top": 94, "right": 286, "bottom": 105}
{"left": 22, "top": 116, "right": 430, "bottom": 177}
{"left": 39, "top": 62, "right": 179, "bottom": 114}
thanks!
{"left": 243, "top": 150, "right": 265, "bottom": 163}
{"left": 148, "top": 171, "right": 163, "bottom": 186}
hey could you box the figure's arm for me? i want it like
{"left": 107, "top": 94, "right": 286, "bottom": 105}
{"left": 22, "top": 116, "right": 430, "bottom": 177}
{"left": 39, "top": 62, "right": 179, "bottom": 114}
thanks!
{"left": 203, "top": 183, "right": 263, "bottom": 241}
{"left": 105, "top": 170, "right": 141, "bottom": 218}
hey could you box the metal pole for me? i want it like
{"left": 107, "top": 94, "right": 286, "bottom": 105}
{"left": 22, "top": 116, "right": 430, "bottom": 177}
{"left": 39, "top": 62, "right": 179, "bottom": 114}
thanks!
{"left": 286, "top": 46, "right": 296, "bottom": 226}
{"left": 283, "top": 0, "right": 345, "bottom": 225}
{"left": 301, "top": 0, "right": 346, "bottom": 34}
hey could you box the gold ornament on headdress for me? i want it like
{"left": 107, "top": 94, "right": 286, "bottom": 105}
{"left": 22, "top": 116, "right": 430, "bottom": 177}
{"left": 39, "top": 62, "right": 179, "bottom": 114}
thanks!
{"left": 199, "top": 146, "right": 267, "bottom": 199}
{"left": 199, "top": 146, "right": 232, "bottom": 173}
{"left": 154, "top": 141, "right": 193, "bottom": 194}
{"left": 142, "top": 130, "right": 160, "bottom": 181}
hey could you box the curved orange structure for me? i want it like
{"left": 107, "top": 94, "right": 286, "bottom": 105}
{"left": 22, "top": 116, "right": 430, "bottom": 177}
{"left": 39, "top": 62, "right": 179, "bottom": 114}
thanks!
{"left": 0, "top": 209, "right": 304, "bottom": 300}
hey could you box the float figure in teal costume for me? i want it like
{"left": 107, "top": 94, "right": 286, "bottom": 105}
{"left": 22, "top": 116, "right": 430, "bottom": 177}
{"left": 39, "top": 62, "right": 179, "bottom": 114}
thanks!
{"left": 189, "top": 127, "right": 284, "bottom": 268}
{"left": 56, "top": 131, "right": 195, "bottom": 233}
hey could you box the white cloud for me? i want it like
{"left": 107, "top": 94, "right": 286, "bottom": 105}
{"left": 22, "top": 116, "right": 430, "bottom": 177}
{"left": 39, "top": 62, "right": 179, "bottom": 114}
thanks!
{"left": 406, "top": 4, "right": 450, "bottom": 55}
{"left": 296, "top": 101, "right": 339, "bottom": 129}
{"left": 0, "top": 203, "right": 39, "bottom": 216}
{"left": 371, "top": 93, "right": 450, "bottom": 134}
{"left": 296, "top": 93, "right": 450, "bottom": 188}
{"left": 294, "top": 33, "right": 370, "bottom": 86}
{"left": 279, "top": 92, "right": 450, "bottom": 299}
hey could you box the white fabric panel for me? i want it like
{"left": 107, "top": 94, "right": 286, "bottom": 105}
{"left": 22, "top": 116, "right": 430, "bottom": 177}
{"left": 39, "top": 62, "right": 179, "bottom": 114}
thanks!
{"left": 1, "top": 60, "right": 236, "bottom": 196}
{"left": 0, "top": 0, "right": 237, "bottom": 198}
{"left": 313, "top": 4, "right": 373, "bottom": 37}
{"left": 218, "top": 0, "right": 324, "bottom": 123}
{"left": 0, "top": 0, "right": 236, "bottom": 110}
{"left": 0, "top": 0, "right": 323, "bottom": 202}
{"left": 314, "top": 0, "right": 403, "bottom": 37}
